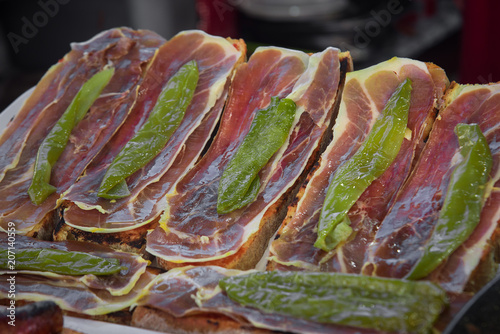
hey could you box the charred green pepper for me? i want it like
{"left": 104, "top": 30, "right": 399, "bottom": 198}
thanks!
{"left": 98, "top": 60, "right": 199, "bottom": 199}
{"left": 406, "top": 123, "right": 492, "bottom": 280}
{"left": 315, "top": 78, "right": 412, "bottom": 251}
{"left": 217, "top": 96, "right": 296, "bottom": 214}
{"left": 0, "top": 248, "right": 124, "bottom": 275}
{"left": 219, "top": 271, "right": 447, "bottom": 333}
{"left": 28, "top": 67, "right": 114, "bottom": 205}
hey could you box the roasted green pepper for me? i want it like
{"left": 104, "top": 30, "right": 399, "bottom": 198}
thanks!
{"left": 315, "top": 78, "right": 412, "bottom": 251}
{"left": 28, "top": 67, "right": 114, "bottom": 205}
{"left": 406, "top": 123, "right": 492, "bottom": 280}
{"left": 98, "top": 60, "right": 198, "bottom": 199}
{"left": 0, "top": 248, "right": 124, "bottom": 275}
{"left": 217, "top": 97, "right": 296, "bottom": 214}
{"left": 219, "top": 271, "right": 447, "bottom": 333}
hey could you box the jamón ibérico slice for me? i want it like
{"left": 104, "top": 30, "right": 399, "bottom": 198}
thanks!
{"left": 61, "top": 30, "right": 245, "bottom": 232}
{"left": 0, "top": 28, "right": 164, "bottom": 235}
{"left": 147, "top": 47, "right": 345, "bottom": 267}
{"left": 268, "top": 58, "right": 448, "bottom": 273}
{"left": 364, "top": 83, "right": 500, "bottom": 293}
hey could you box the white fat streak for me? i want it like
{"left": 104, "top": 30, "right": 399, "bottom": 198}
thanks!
{"left": 63, "top": 211, "right": 156, "bottom": 233}
{"left": 266, "top": 255, "right": 320, "bottom": 272}
{"left": 253, "top": 45, "right": 310, "bottom": 67}
{"left": 71, "top": 200, "right": 108, "bottom": 214}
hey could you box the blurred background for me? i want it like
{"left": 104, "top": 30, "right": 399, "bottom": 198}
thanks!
{"left": 0, "top": 0, "right": 498, "bottom": 111}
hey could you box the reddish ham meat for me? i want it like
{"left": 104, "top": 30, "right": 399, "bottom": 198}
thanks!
{"left": 364, "top": 83, "right": 500, "bottom": 293}
{"left": 134, "top": 266, "right": 383, "bottom": 334}
{"left": 147, "top": 47, "right": 349, "bottom": 269}
{"left": 268, "top": 58, "right": 448, "bottom": 273}
{"left": 0, "top": 28, "right": 164, "bottom": 236}
{"left": 60, "top": 30, "right": 245, "bottom": 234}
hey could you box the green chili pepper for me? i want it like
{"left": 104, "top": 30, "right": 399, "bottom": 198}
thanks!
{"left": 28, "top": 67, "right": 114, "bottom": 205}
{"left": 98, "top": 60, "right": 198, "bottom": 199}
{"left": 315, "top": 78, "right": 412, "bottom": 251}
{"left": 217, "top": 97, "right": 296, "bottom": 214}
{"left": 219, "top": 271, "right": 447, "bottom": 333}
{"left": 406, "top": 123, "right": 492, "bottom": 280}
{"left": 0, "top": 248, "right": 124, "bottom": 275}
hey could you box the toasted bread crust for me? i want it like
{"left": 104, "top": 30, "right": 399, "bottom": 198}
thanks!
{"left": 53, "top": 218, "right": 157, "bottom": 255}
{"left": 131, "top": 306, "right": 272, "bottom": 334}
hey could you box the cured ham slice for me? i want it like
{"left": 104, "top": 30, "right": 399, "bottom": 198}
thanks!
{"left": 268, "top": 58, "right": 448, "bottom": 272}
{"left": 0, "top": 28, "right": 165, "bottom": 237}
{"left": 0, "top": 233, "right": 147, "bottom": 296}
{"left": 58, "top": 30, "right": 245, "bottom": 240}
{"left": 0, "top": 270, "right": 156, "bottom": 316}
{"left": 363, "top": 83, "right": 500, "bottom": 293}
{"left": 133, "top": 266, "right": 382, "bottom": 334}
{"left": 147, "top": 47, "right": 350, "bottom": 269}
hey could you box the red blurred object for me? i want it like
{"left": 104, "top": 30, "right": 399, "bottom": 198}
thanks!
{"left": 460, "top": 0, "right": 500, "bottom": 84}
{"left": 196, "top": 0, "right": 238, "bottom": 38}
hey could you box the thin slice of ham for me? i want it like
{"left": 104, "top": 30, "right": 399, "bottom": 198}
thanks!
{"left": 147, "top": 47, "right": 346, "bottom": 268}
{"left": 61, "top": 30, "right": 245, "bottom": 233}
{"left": 0, "top": 28, "right": 165, "bottom": 236}
{"left": 135, "top": 265, "right": 384, "bottom": 334}
{"left": 0, "top": 270, "right": 156, "bottom": 316}
{"left": 363, "top": 83, "right": 500, "bottom": 293}
{"left": 268, "top": 58, "right": 448, "bottom": 273}
{"left": 0, "top": 233, "right": 147, "bottom": 296}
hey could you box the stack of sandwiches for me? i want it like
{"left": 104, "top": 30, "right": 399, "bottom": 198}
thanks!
{"left": 0, "top": 27, "right": 499, "bottom": 334}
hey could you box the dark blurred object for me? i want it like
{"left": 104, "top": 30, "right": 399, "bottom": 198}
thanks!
{"left": 443, "top": 274, "right": 500, "bottom": 334}
{"left": 197, "top": 0, "right": 238, "bottom": 38}
{"left": 0, "top": 0, "right": 130, "bottom": 71}
{"left": 0, "top": 300, "right": 63, "bottom": 333}
{"left": 460, "top": 0, "right": 500, "bottom": 84}
{"left": 235, "top": 0, "right": 394, "bottom": 62}
{"left": 0, "top": 0, "right": 196, "bottom": 112}
{"left": 194, "top": 0, "right": 462, "bottom": 77}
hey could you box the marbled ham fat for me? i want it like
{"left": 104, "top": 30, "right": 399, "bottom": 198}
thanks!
{"left": 62, "top": 30, "right": 244, "bottom": 232}
{"left": 0, "top": 28, "right": 165, "bottom": 234}
{"left": 146, "top": 47, "right": 343, "bottom": 265}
